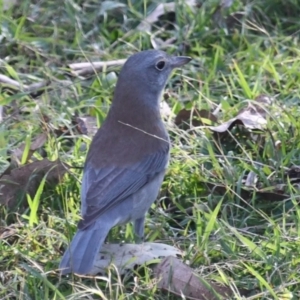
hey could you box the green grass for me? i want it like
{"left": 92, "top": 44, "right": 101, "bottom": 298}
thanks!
{"left": 1, "top": 0, "right": 300, "bottom": 299}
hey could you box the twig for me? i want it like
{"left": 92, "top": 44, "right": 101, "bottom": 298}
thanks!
{"left": 26, "top": 80, "right": 50, "bottom": 93}
{"left": 0, "top": 74, "right": 28, "bottom": 89}
{"left": 69, "top": 59, "right": 126, "bottom": 76}
{"left": 0, "top": 74, "right": 50, "bottom": 97}
{"left": 0, "top": 106, "right": 3, "bottom": 123}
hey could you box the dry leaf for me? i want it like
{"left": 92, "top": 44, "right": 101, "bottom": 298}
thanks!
{"left": 11, "top": 133, "right": 48, "bottom": 164}
{"left": 175, "top": 108, "right": 217, "bottom": 130}
{"left": 154, "top": 256, "right": 248, "bottom": 299}
{"left": 0, "top": 159, "right": 69, "bottom": 208}
{"left": 210, "top": 110, "right": 266, "bottom": 132}
{"left": 244, "top": 170, "right": 258, "bottom": 187}
{"left": 210, "top": 95, "right": 272, "bottom": 133}
{"left": 0, "top": 224, "right": 20, "bottom": 239}
{"left": 72, "top": 115, "right": 98, "bottom": 137}
{"left": 286, "top": 165, "right": 300, "bottom": 180}
{"left": 90, "top": 242, "right": 182, "bottom": 275}
{"left": 205, "top": 181, "right": 288, "bottom": 202}
{"left": 137, "top": 1, "right": 197, "bottom": 32}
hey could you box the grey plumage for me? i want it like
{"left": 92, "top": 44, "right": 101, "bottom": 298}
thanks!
{"left": 60, "top": 50, "right": 191, "bottom": 275}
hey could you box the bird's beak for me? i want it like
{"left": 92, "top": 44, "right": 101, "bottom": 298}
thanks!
{"left": 171, "top": 56, "right": 192, "bottom": 68}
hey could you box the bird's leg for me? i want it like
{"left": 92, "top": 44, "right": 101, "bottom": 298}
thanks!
{"left": 134, "top": 216, "right": 145, "bottom": 243}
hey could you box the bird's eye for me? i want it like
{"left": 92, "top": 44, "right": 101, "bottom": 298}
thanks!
{"left": 155, "top": 60, "right": 166, "bottom": 71}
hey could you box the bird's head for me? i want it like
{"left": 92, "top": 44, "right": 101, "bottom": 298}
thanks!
{"left": 114, "top": 50, "right": 191, "bottom": 106}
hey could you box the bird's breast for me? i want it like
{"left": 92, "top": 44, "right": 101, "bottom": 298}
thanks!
{"left": 87, "top": 118, "right": 169, "bottom": 169}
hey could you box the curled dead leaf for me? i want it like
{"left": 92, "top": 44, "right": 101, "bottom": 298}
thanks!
{"left": 210, "top": 95, "right": 273, "bottom": 133}
{"left": 154, "top": 256, "right": 249, "bottom": 299}
{"left": 286, "top": 165, "right": 300, "bottom": 180}
{"left": 205, "top": 181, "right": 288, "bottom": 202}
{"left": 89, "top": 242, "right": 181, "bottom": 275}
{"left": 10, "top": 133, "right": 48, "bottom": 164}
{"left": 175, "top": 108, "right": 217, "bottom": 130}
{"left": 210, "top": 110, "right": 267, "bottom": 132}
{"left": 0, "top": 159, "right": 69, "bottom": 208}
{"left": 72, "top": 115, "right": 98, "bottom": 137}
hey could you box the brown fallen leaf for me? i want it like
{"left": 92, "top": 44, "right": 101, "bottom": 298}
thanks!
{"left": 0, "top": 159, "right": 69, "bottom": 208}
{"left": 10, "top": 133, "right": 48, "bottom": 165}
{"left": 154, "top": 256, "right": 249, "bottom": 299}
{"left": 1, "top": 133, "right": 48, "bottom": 178}
{"left": 72, "top": 115, "right": 98, "bottom": 137}
{"left": 205, "top": 181, "right": 288, "bottom": 202}
{"left": 0, "top": 224, "right": 20, "bottom": 239}
{"left": 175, "top": 108, "right": 217, "bottom": 130}
{"left": 286, "top": 165, "right": 300, "bottom": 181}
{"left": 210, "top": 94, "right": 273, "bottom": 133}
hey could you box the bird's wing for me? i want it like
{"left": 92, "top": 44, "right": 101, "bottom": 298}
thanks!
{"left": 78, "top": 147, "right": 169, "bottom": 230}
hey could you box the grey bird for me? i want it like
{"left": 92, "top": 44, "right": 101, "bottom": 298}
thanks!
{"left": 59, "top": 50, "right": 191, "bottom": 275}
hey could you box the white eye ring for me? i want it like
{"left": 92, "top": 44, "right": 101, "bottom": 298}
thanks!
{"left": 155, "top": 60, "right": 166, "bottom": 71}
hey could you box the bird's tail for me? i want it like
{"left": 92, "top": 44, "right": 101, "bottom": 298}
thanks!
{"left": 59, "top": 221, "right": 111, "bottom": 275}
